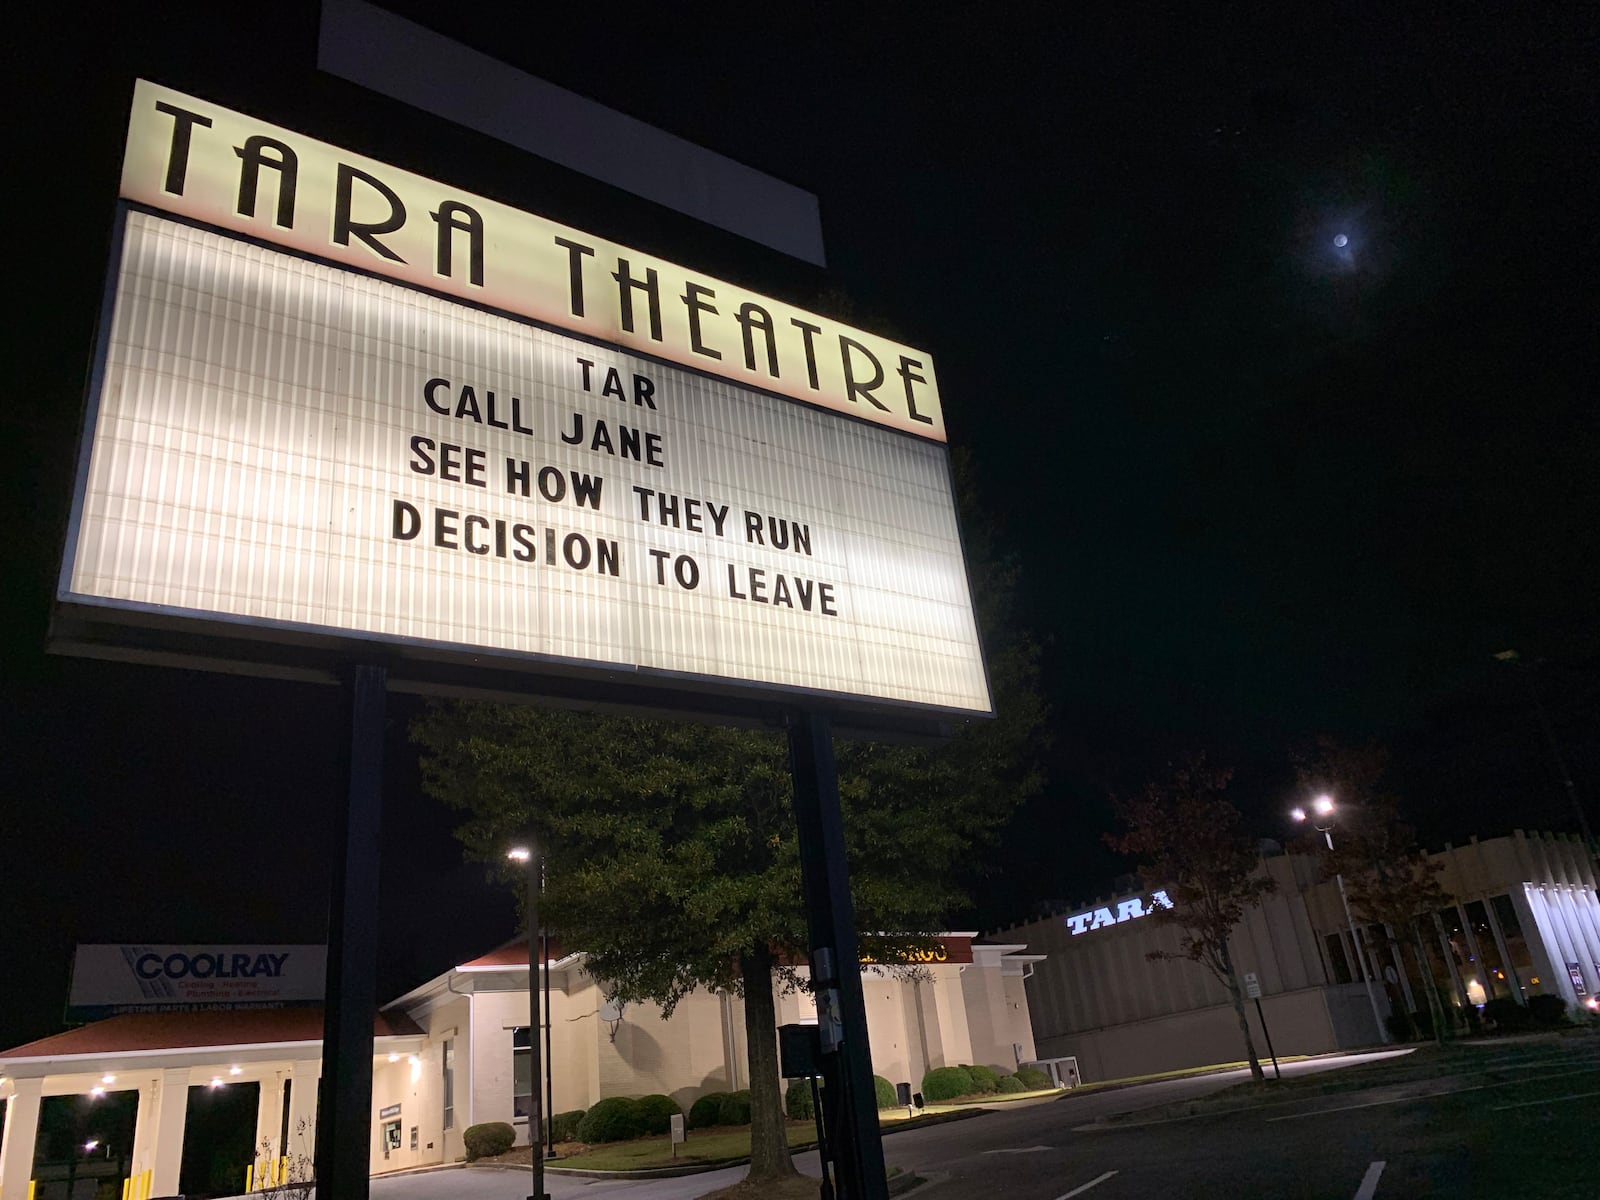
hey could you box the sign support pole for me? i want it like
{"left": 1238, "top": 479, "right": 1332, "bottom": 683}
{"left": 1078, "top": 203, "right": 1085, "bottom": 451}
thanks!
{"left": 788, "top": 710, "right": 888, "bottom": 1200}
{"left": 314, "top": 664, "right": 387, "bottom": 1200}
{"left": 525, "top": 844, "right": 548, "bottom": 1200}
{"left": 1253, "top": 997, "right": 1281, "bottom": 1080}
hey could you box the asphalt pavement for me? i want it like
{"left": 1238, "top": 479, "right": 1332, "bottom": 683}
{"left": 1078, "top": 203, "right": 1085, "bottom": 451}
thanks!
{"left": 367, "top": 1038, "right": 1600, "bottom": 1199}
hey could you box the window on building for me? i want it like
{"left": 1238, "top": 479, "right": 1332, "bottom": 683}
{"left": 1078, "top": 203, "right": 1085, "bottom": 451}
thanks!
{"left": 442, "top": 1040, "right": 455, "bottom": 1131}
{"left": 1419, "top": 913, "right": 1465, "bottom": 1010}
{"left": 1490, "top": 894, "right": 1536, "bottom": 995}
{"left": 1324, "top": 932, "right": 1353, "bottom": 984}
{"left": 1464, "top": 900, "right": 1513, "bottom": 999}
{"left": 512, "top": 1027, "right": 533, "bottom": 1118}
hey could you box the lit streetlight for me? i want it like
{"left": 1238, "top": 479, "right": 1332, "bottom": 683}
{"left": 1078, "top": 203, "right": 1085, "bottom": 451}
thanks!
{"left": 508, "top": 842, "right": 550, "bottom": 1200}
{"left": 1293, "top": 795, "right": 1390, "bottom": 1044}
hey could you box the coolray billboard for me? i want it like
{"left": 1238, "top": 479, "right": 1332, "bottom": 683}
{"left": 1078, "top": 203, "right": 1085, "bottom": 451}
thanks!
{"left": 67, "top": 943, "right": 327, "bottom": 1018}
{"left": 59, "top": 212, "right": 991, "bottom": 715}
{"left": 54, "top": 81, "right": 990, "bottom": 723}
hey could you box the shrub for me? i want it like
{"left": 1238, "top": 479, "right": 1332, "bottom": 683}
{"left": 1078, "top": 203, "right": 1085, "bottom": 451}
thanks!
{"left": 874, "top": 1075, "right": 898, "bottom": 1109}
{"left": 921, "top": 1066, "right": 976, "bottom": 1102}
{"left": 635, "top": 1094, "right": 682, "bottom": 1136}
{"left": 995, "top": 1075, "right": 1027, "bottom": 1094}
{"left": 1484, "top": 996, "right": 1532, "bottom": 1033}
{"left": 577, "top": 1097, "right": 649, "bottom": 1143}
{"left": 1384, "top": 1010, "right": 1414, "bottom": 1043}
{"left": 1528, "top": 993, "right": 1568, "bottom": 1026}
{"left": 966, "top": 1065, "right": 1000, "bottom": 1093}
{"left": 1410, "top": 1008, "right": 1435, "bottom": 1039}
{"left": 688, "top": 1092, "right": 728, "bottom": 1130}
{"left": 462, "top": 1121, "right": 515, "bottom": 1161}
{"left": 786, "top": 1078, "right": 816, "bottom": 1120}
{"left": 716, "top": 1089, "right": 753, "bottom": 1126}
{"left": 549, "top": 1110, "right": 586, "bottom": 1144}
{"left": 1013, "top": 1066, "right": 1052, "bottom": 1091}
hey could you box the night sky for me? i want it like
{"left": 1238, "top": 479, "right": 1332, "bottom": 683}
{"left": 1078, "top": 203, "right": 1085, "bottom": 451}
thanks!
{"left": 3, "top": 4, "right": 1597, "bottom": 1052}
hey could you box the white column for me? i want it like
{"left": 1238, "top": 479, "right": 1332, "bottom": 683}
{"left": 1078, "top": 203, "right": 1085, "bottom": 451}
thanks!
{"left": 149, "top": 1067, "right": 191, "bottom": 1198}
{"left": 284, "top": 1060, "right": 322, "bottom": 1174}
{"left": 0, "top": 1077, "right": 43, "bottom": 1200}
{"left": 253, "top": 1070, "right": 287, "bottom": 1185}
{"left": 129, "top": 1073, "right": 163, "bottom": 1186}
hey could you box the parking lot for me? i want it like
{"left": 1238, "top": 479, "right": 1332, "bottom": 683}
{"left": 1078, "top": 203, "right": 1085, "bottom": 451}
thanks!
{"left": 366, "top": 1036, "right": 1598, "bottom": 1199}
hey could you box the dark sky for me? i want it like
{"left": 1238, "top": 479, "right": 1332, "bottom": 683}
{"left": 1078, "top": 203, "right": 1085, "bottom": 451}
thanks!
{"left": 4, "top": 4, "right": 1597, "bottom": 1051}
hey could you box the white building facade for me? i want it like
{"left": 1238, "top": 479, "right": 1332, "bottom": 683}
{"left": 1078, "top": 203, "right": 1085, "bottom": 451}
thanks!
{"left": 1001, "top": 829, "right": 1599, "bottom": 1083}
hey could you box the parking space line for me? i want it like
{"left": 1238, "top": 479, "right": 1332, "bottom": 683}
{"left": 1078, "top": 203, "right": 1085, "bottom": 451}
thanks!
{"left": 1491, "top": 1088, "right": 1600, "bottom": 1112}
{"left": 1056, "top": 1169, "right": 1118, "bottom": 1198}
{"left": 1353, "top": 1161, "right": 1385, "bottom": 1200}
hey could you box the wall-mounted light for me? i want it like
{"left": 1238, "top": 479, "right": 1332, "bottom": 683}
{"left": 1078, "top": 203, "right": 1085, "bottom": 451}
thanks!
{"left": 230, "top": 1066, "right": 242, "bottom": 1076}
{"left": 89, "top": 1086, "right": 106, "bottom": 1098}
{"left": 209, "top": 1077, "right": 224, "bottom": 1088}
{"left": 101, "top": 1074, "right": 117, "bottom": 1085}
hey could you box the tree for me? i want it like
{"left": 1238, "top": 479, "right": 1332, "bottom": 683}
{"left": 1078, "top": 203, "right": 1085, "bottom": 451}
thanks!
{"left": 412, "top": 461, "right": 1046, "bottom": 1183}
{"left": 1105, "top": 756, "right": 1276, "bottom": 1081}
{"left": 1294, "top": 738, "right": 1453, "bottom": 1042}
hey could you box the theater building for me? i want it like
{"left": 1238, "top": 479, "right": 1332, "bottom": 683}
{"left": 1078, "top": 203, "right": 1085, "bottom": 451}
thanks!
{"left": 0, "top": 935, "right": 1038, "bottom": 1195}
{"left": 999, "top": 829, "right": 1599, "bottom": 1083}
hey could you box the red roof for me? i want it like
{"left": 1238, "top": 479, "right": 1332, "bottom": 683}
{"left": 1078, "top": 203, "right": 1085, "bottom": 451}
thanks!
{"left": 1, "top": 1008, "right": 422, "bottom": 1060}
{"left": 458, "top": 938, "right": 569, "bottom": 969}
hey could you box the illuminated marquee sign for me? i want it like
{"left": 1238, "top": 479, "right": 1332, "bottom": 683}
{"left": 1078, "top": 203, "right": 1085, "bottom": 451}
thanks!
{"left": 56, "top": 83, "right": 990, "bottom": 720}
{"left": 1063, "top": 891, "right": 1173, "bottom": 937}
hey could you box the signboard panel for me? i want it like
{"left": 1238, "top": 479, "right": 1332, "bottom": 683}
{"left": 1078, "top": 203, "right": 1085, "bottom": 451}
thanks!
{"left": 61, "top": 212, "right": 990, "bottom": 714}
{"left": 117, "top": 80, "right": 943, "bottom": 440}
{"left": 68, "top": 943, "right": 327, "bottom": 1018}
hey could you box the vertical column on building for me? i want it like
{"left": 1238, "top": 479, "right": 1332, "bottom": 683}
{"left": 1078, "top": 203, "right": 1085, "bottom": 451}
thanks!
{"left": 1552, "top": 887, "right": 1600, "bottom": 998}
{"left": 910, "top": 977, "right": 944, "bottom": 1072}
{"left": 1518, "top": 885, "right": 1569, "bottom": 1003}
{"left": 254, "top": 1069, "right": 288, "bottom": 1183}
{"left": 286, "top": 1061, "right": 322, "bottom": 1171}
{"left": 148, "top": 1067, "right": 190, "bottom": 1197}
{"left": 129, "top": 1073, "right": 162, "bottom": 1190}
{"left": 717, "top": 992, "right": 742, "bottom": 1091}
{"left": 0, "top": 1077, "right": 43, "bottom": 1200}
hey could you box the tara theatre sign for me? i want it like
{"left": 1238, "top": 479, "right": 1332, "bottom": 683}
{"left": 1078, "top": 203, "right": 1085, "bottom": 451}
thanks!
{"left": 118, "top": 81, "right": 944, "bottom": 441}
{"left": 55, "top": 82, "right": 990, "bottom": 721}
{"left": 1063, "top": 891, "right": 1173, "bottom": 936}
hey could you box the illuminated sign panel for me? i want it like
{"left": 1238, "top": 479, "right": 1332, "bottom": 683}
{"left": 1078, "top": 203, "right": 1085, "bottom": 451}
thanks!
{"left": 1063, "top": 891, "right": 1173, "bottom": 936}
{"left": 117, "top": 81, "right": 944, "bottom": 441}
{"left": 62, "top": 212, "right": 990, "bottom": 713}
{"left": 67, "top": 943, "right": 327, "bottom": 1018}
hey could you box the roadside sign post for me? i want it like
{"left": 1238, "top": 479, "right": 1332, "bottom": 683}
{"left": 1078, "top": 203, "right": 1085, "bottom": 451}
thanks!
{"left": 789, "top": 711, "right": 889, "bottom": 1200}
{"left": 314, "top": 664, "right": 387, "bottom": 1200}
{"left": 1244, "top": 973, "right": 1281, "bottom": 1080}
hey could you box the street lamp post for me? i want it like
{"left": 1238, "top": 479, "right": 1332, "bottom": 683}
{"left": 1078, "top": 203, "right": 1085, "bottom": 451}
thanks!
{"left": 1293, "top": 795, "right": 1390, "bottom": 1044}
{"left": 507, "top": 844, "right": 548, "bottom": 1200}
{"left": 541, "top": 924, "right": 555, "bottom": 1161}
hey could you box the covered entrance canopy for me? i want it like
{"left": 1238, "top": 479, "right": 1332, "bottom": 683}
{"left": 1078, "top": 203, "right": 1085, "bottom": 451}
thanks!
{"left": 0, "top": 1009, "right": 421, "bottom": 1200}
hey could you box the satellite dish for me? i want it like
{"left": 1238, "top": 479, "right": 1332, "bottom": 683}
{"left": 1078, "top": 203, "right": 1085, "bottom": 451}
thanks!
{"left": 598, "top": 997, "right": 625, "bottom": 1023}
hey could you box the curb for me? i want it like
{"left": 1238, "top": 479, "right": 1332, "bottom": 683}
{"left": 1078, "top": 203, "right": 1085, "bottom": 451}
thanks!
{"left": 495, "top": 1108, "right": 989, "bottom": 1180}
{"left": 1050, "top": 1047, "right": 1394, "bottom": 1103}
